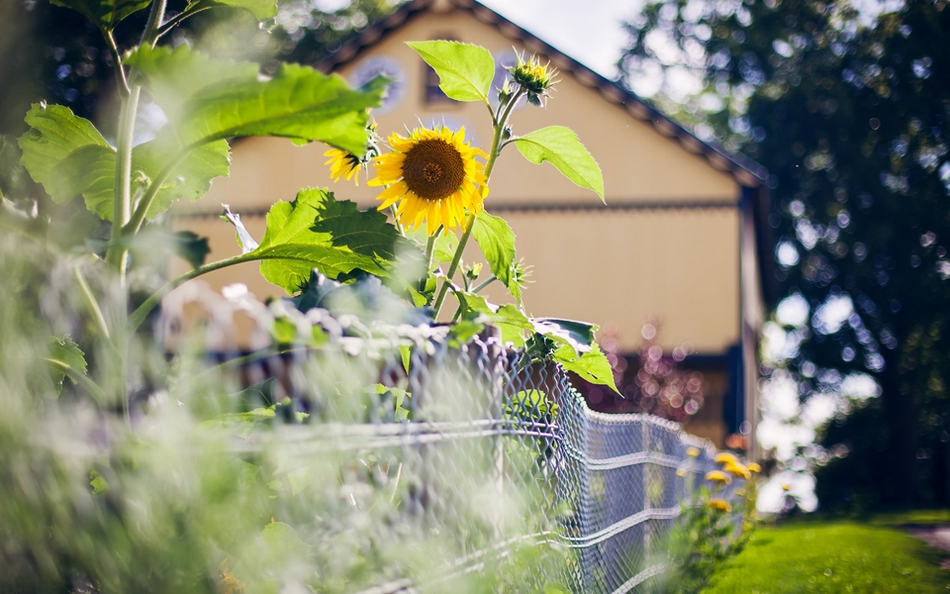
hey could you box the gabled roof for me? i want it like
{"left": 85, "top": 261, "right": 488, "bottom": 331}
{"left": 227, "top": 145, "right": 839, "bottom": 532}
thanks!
{"left": 317, "top": 0, "right": 768, "bottom": 188}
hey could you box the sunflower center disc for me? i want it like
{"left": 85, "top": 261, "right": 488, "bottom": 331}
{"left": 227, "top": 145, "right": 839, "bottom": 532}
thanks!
{"left": 403, "top": 139, "right": 466, "bottom": 201}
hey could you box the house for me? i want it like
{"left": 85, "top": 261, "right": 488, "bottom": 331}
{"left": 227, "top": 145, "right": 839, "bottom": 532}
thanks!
{"left": 169, "top": 0, "right": 772, "bottom": 450}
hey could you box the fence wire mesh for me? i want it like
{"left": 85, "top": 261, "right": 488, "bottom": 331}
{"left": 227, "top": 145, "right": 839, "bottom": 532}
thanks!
{"left": 239, "top": 332, "right": 715, "bottom": 593}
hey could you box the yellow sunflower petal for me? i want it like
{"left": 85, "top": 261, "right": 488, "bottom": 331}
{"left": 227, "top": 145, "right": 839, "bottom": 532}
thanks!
{"left": 369, "top": 123, "right": 491, "bottom": 233}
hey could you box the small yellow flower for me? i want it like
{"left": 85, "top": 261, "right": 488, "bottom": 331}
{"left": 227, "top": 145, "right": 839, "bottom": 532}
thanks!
{"left": 747, "top": 462, "right": 762, "bottom": 473}
{"left": 324, "top": 146, "right": 363, "bottom": 185}
{"left": 781, "top": 484, "right": 791, "bottom": 491}
{"left": 369, "top": 125, "right": 487, "bottom": 235}
{"left": 676, "top": 468, "right": 687, "bottom": 477}
{"left": 707, "top": 499, "right": 732, "bottom": 513}
{"left": 736, "top": 488, "right": 747, "bottom": 496}
{"left": 686, "top": 446, "right": 700, "bottom": 458}
{"left": 705, "top": 470, "right": 732, "bottom": 485}
{"left": 724, "top": 461, "right": 752, "bottom": 480}
{"left": 714, "top": 452, "right": 739, "bottom": 466}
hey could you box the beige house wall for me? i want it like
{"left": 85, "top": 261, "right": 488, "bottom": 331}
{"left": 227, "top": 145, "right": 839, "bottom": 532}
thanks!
{"left": 173, "top": 8, "right": 746, "bottom": 356}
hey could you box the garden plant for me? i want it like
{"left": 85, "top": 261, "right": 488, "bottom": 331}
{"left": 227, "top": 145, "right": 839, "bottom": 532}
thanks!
{"left": 657, "top": 450, "right": 761, "bottom": 593}
{"left": 0, "top": 0, "right": 627, "bottom": 591}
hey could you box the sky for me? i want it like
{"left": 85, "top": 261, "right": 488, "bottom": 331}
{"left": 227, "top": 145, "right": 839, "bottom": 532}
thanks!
{"left": 477, "top": 0, "right": 642, "bottom": 79}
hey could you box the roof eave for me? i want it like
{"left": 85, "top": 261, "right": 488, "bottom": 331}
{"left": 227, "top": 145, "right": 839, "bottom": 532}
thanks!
{"left": 318, "top": 0, "right": 768, "bottom": 188}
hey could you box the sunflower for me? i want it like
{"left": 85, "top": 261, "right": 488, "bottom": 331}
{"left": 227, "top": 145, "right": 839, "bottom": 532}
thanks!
{"left": 369, "top": 125, "right": 487, "bottom": 235}
{"left": 324, "top": 146, "right": 363, "bottom": 185}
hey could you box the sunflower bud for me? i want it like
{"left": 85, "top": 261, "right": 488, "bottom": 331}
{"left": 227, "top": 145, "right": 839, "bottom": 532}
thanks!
{"left": 508, "top": 51, "right": 557, "bottom": 107}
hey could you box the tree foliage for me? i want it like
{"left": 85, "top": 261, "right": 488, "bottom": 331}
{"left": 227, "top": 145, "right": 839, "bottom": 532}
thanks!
{"left": 621, "top": 0, "right": 950, "bottom": 506}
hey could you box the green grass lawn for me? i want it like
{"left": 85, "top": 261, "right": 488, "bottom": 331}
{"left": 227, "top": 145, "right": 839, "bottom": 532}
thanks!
{"left": 702, "top": 521, "right": 949, "bottom": 593}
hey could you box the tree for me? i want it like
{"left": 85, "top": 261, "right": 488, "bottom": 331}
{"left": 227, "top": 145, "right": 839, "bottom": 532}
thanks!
{"left": 620, "top": 0, "right": 950, "bottom": 507}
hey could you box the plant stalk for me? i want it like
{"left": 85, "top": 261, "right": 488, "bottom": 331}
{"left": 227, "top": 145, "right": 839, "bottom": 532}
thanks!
{"left": 103, "top": 0, "right": 167, "bottom": 275}
{"left": 74, "top": 266, "right": 111, "bottom": 341}
{"left": 431, "top": 89, "right": 526, "bottom": 316}
{"left": 156, "top": 5, "right": 211, "bottom": 39}
{"left": 471, "top": 275, "right": 497, "bottom": 294}
{"left": 105, "top": 84, "right": 140, "bottom": 276}
{"left": 103, "top": 30, "right": 131, "bottom": 97}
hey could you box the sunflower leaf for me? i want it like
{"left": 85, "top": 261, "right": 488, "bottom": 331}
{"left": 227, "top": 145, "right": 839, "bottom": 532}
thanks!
{"left": 514, "top": 126, "right": 604, "bottom": 202}
{"left": 131, "top": 136, "right": 231, "bottom": 220}
{"left": 18, "top": 104, "right": 232, "bottom": 221}
{"left": 18, "top": 104, "right": 115, "bottom": 209}
{"left": 532, "top": 318, "right": 597, "bottom": 352}
{"left": 47, "top": 336, "right": 88, "bottom": 396}
{"left": 172, "top": 230, "right": 210, "bottom": 269}
{"left": 49, "top": 0, "right": 150, "bottom": 30}
{"left": 124, "top": 45, "right": 384, "bottom": 155}
{"left": 407, "top": 41, "right": 495, "bottom": 104}
{"left": 472, "top": 210, "right": 521, "bottom": 304}
{"left": 553, "top": 342, "right": 619, "bottom": 394}
{"left": 454, "top": 292, "right": 532, "bottom": 347}
{"left": 255, "top": 188, "right": 416, "bottom": 293}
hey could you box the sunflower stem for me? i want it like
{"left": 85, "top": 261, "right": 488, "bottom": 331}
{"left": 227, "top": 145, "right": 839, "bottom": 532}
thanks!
{"left": 471, "top": 275, "right": 497, "bottom": 294}
{"left": 424, "top": 227, "right": 441, "bottom": 269}
{"left": 431, "top": 88, "right": 526, "bottom": 317}
{"left": 421, "top": 226, "right": 441, "bottom": 295}
{"left": 432, "top": 214, "right": 475, "bottom": 316}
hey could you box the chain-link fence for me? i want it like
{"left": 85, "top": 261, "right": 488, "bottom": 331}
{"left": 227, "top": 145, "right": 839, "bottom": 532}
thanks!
{"left": 235, "top": 331, "right": 715, "bottom": 593}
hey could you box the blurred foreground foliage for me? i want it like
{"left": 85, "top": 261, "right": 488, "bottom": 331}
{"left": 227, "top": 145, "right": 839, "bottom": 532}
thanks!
{"left": 0, "top": 0, "right": 403, "bottom": 137}
{"left": 0, "top": 0, "right": 613, "bottom": 589}
{"left": 0, "top": 229, "right": 569, "bottom": 593}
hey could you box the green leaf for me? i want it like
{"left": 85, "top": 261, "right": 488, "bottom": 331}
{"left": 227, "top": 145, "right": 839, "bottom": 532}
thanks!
{"left": 190, "top": 0, "right": 276, "bottom": 20}
{"left": 47, "top": 336, "right": 88, "bottom": 395}
{"left": 255, "top": 188, "right": 414, "bottom": 293}
{"left": 472, "top": 210, "right": 521, "bottom": 303}
{"left": 18, "top": 104, "right": 115, "bottom": 210}
{"left": 553, "top": 342, "right": 619, "bottom": 393}
{"left": 260, "top": 521, "right": 312, "bottom": 568}
{"left": 407, "top": 40, "right": 495, "bottom": 103}
{"left": 447, "top": 319, "right": 485, "bottom": 347}
{"left": 125, "top": 45, "right": 385, "bottom": 155}
{"left": 431, "top": 230, "right": 458, "bottom": 265}
{"left": 532, "top": 318, "right": 597, "bottom": 352}
{"left": 514, "top": 126, "right": 605, "bottom": 202}
{"left": 132, "top": 136, "right": 231, "bottom": 220}
{"left": 89, "top": 469, "right": 109, "bottom": 494}
{"left": 455, "top": 292, "right": 532, "bottom": 347}
{"left": 18, "top": 104, "right": 230, "bottom": 221}
{"left": 172, "top": 230, "right": 210, "bottom": 269}
{"left": 49, "top": 0, "right": 150, "bottom": 30}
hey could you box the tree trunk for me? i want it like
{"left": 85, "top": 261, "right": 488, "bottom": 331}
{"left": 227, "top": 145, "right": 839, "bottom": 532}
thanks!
{"left": 877, "top": 351, "right": 919, "bottom": 507}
